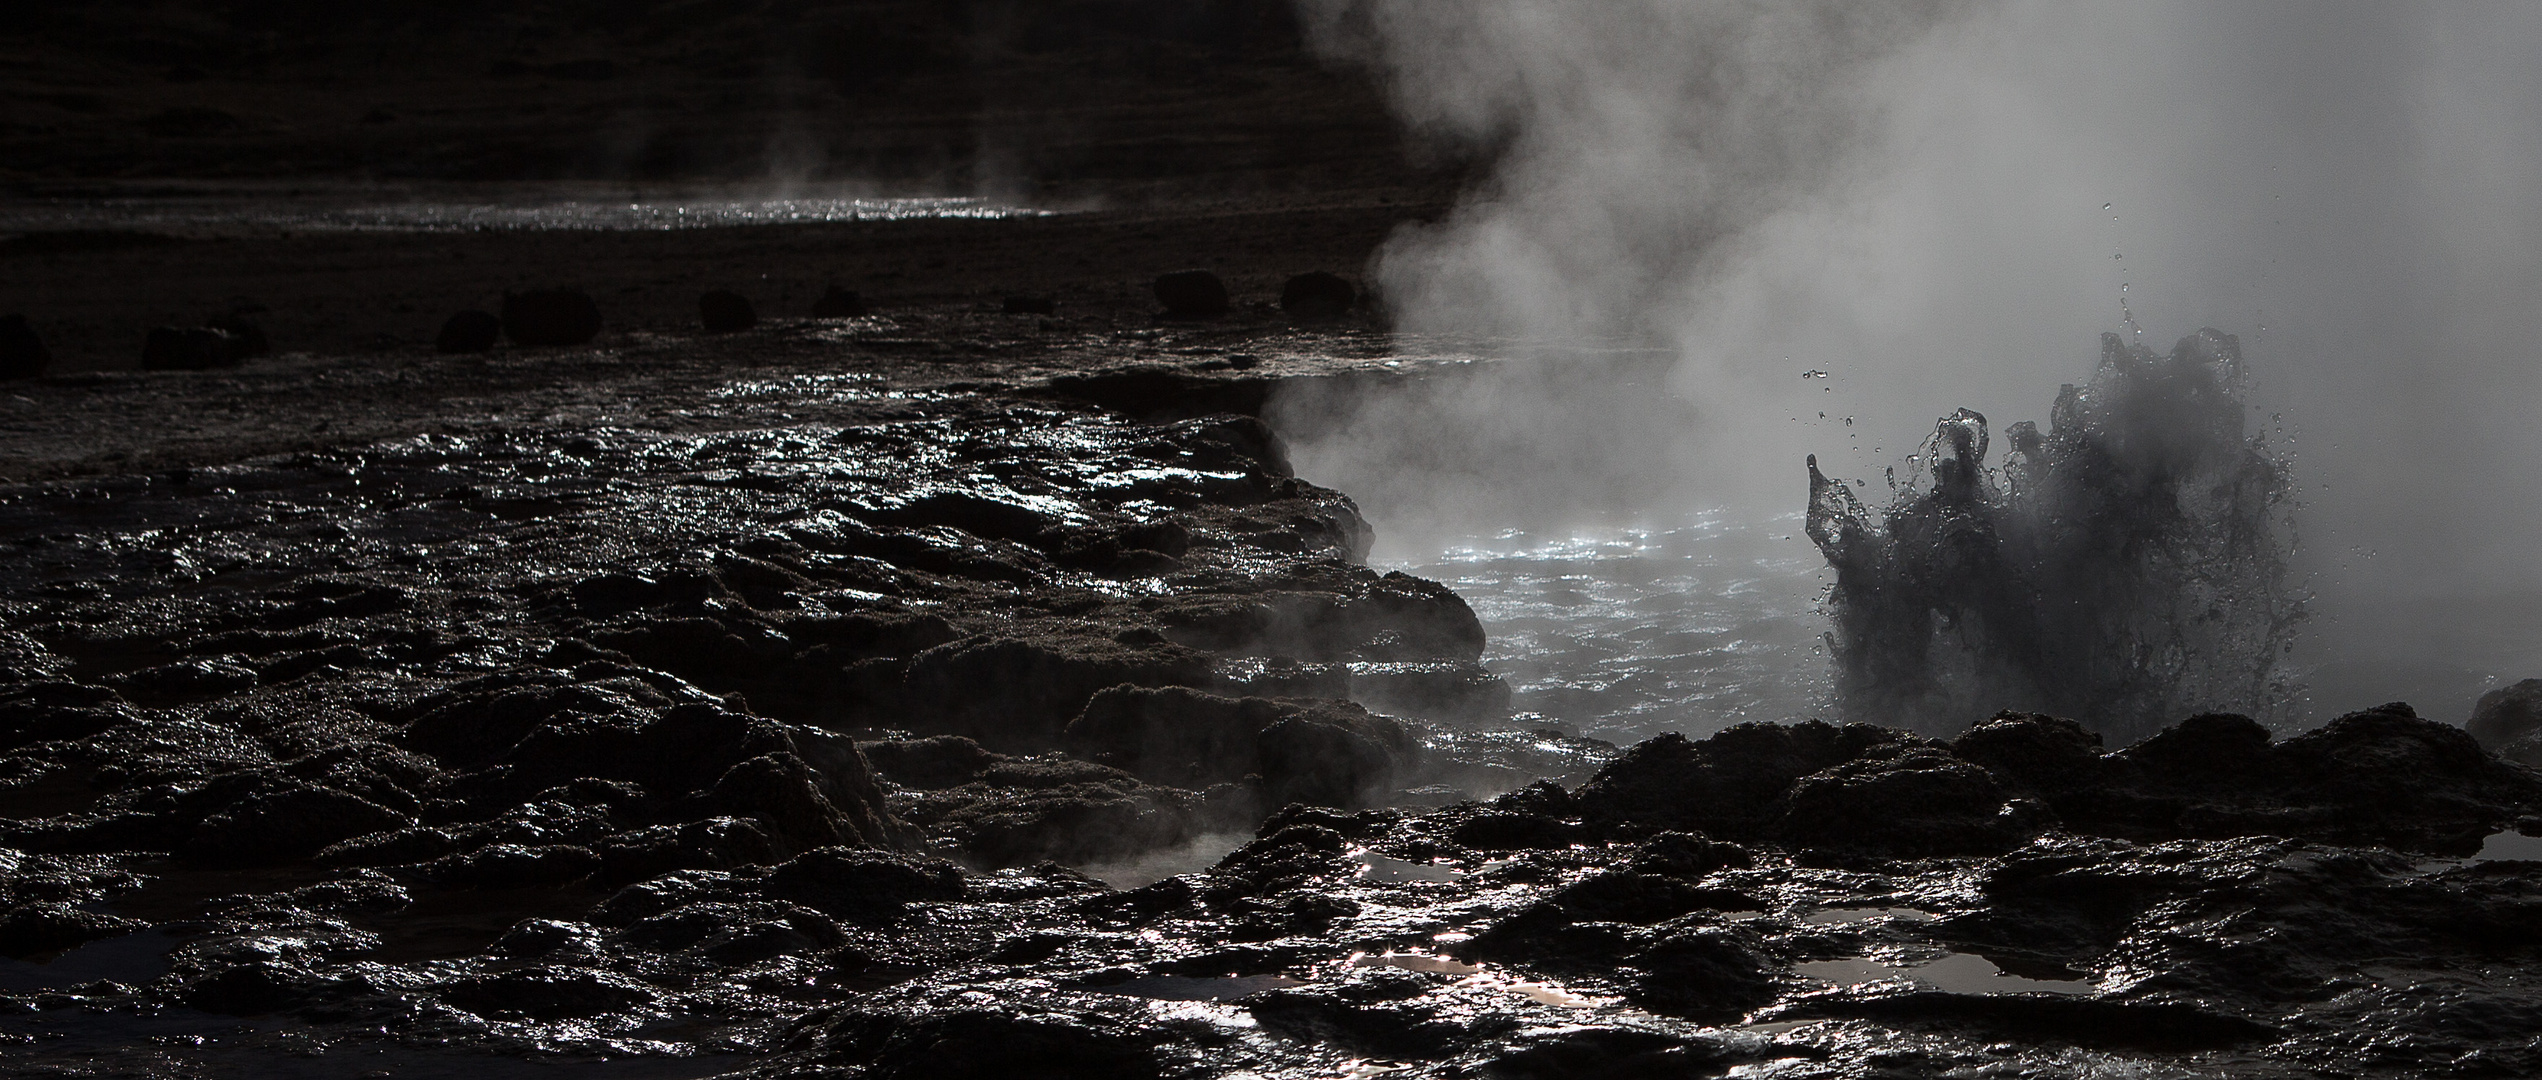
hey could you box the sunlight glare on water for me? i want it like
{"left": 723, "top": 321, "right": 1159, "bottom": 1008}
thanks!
{"left": 1388, "top": 511, "right": 1833, "bottom": 743}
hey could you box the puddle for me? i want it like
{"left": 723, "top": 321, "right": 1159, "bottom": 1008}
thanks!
{"left": 1351, "top": 951, "right": 1484, "bottom": 976}
{"left": 1796, "top": 951, "right": 2094, "bottom": 996}
{"left": 2474, "top": 829, "right": 2542, "bottom": 862}
{"left": 0, "top": 930, "right": 183, "bottom": 991}
{"left": 2411, "top": 828, "right": 2542, "bottom": 874}
{"left": 1083, "top": 975, "right": 1304, "bottom": 1001}
{"left": 1799, "top": 906, "right": 1936, "bottom": 926}
{"left": 1350, "top": 851, "right": 1466, "bottom": 884}
{"left": 1348, "top": 952, "right": 1618, "bottom": 1009}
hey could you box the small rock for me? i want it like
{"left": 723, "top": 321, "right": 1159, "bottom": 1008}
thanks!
{"left": 1279, "top": 271, "right": 1355, "bottom": 320}
{"left": 2468, "top": 678, "right": 2542, "bottom": 765}
{"left": 811, "top": 285, "right": 867, "bottom": 318}
{"left": 1152, "top": 269, "right": 1229, "bottom": 317}
{"left": 699, "top": 290, "right": 757, "bottom": 333}
{"left": 141, "top": 326, "right": 243, "bottom": 371}
{"left": 501, "top": 288, "right": 603, "bottom": 347}
{"left": 0, "top": 314, "right": 50, "bottom": 379}
{"left": 435, "top": 310, "right": 501, "bottom": 354}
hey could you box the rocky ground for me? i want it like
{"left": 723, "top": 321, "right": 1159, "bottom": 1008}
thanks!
{"left": 1, "top": 300, "right": 2540, "bottom": 1078}
{"left": 9, "top": 4, "right": 2542, "bottom": 1074}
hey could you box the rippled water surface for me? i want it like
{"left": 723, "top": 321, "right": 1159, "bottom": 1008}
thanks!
{"left": 1388, "top": 513, "right": 1834, "bottom": 743}
{"left": 0, "top": 188, "right": 1048, "bottom": 234}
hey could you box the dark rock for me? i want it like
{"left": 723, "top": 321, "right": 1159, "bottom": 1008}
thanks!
{"left": 1003, "top": 295, "right": 1056, "bottom": 315}
{"left": 1774, "top": 743, "right": 2033, "bottom": 855}
{"left": 501, "top": 288, "right": 603, "bottom": 347}
{"left": 444, "top": 965, "right": 655, "bottom": 1019}
{"left": 702, "top": 751, "right": 857, "bottom": 853}
{"left": 812, "top": 285, "right": 868, "bottom": 318}
{"left": 1614, "top": 919, "right": 1787, "bottom": 1022}
{"left": 1151, "top": 269, "right": 1229, "bottom": 317}
{"left": 423, "top": 843, "right": 601, "bottom": 888}
{"left": 1279, "top": 271, "right": 1356, "bottom": 320}
{"left": 759, "top": 846, "right": 964, "bottom": 924}
{"left": 1953, "top": 711, "right": 2106, "bottom": 795}
{"left": 434, "top": 309, "right": 502, "bottom": 354}
{"left": 1483, "top": 1026, "right": 1727, "bottom": 1080}
{"left": 0, "top": 902, "right": 144, "bottom": 958}
{"left": 699, "top": 289, "right": 757, "bottom": 333}
{"left": 141, "top": 326, "right": 243, "bottom": 371}
{"left": 813, "top": 1005, "right": 1164, "bottom": 1080}
{"left": 204, "top": 312, "right": 268, "bottom": 359}
{"left": 2469, "top": 678, "right": 2542, "bottom": 765}
{"left": 1064, "top": 685, "right": 1417, "bottom": 809}
{"left": 187, "top": 784, "right": 413, "bottom": 867}
{"left": 903, "top": 635, "right": 1215, "bottom": 751}
{"left": 596, "top": 816, "right": 779, "bottom": 883}
{"left": 0, "top": 314, "right": 49, "bottom": 379}
{"left": 1573, "top": 721, "right": 1913, "bottom": 840}
{"left": 316, "top": 826, "right": 459, "bottom": 868}
{"left": 860, "top": 734, "right": 1001, "bottom": 789}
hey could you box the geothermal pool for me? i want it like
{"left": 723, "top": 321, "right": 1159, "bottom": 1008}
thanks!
{"left": 1386, "top": 514, "right": 1832, "bottom": 745}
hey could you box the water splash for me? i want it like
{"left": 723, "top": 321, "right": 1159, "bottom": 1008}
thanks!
{"left": 1806, "top": 329, "right": 2304, "bottom": 740}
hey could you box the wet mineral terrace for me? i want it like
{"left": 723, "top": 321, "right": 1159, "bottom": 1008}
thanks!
{"left": 3, "top": 324, "right": 2541, "bottom": 1078}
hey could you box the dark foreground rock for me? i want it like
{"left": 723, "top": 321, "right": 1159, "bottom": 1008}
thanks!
{"left": 3, "top": 351, "right": 2539, "bottom": 1078}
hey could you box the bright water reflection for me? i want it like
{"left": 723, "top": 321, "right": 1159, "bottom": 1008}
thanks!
{"left": 0, "top": 191, "right": 1049, "bottom": 234}
{"left": 1389, "top": 512, "right": 1833, "bottom": 743}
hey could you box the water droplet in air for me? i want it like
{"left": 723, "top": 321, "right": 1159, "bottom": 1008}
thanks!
{"left": 2103, "top": 203, "right": 2113, "bottom": 210}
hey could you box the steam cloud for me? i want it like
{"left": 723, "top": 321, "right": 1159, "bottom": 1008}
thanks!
{"left": 1283, "top": 1, "right": 2542, "bottom": 723}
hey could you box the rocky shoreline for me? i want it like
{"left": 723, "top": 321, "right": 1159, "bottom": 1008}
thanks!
{"left": 4, "top": 321, "right": 2541, "bottom": 1078}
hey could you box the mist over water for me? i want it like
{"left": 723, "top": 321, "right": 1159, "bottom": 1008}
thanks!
{"left": 1285, "top": 1, "right": 2542, "bottom": 731}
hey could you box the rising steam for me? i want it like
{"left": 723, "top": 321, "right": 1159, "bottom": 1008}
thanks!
{"left": 1287, "top": 1, "right": 2542, "bottom": 725}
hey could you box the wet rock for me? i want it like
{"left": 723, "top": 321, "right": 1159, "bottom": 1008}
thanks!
{"left": 1279, "top": 271, "right": 1356, "bottom": 321}
{"left": 758, "top": 845, "right": 964, "bottom": 924}
{"left": 1151, "top": 269, "right": 1229, "bottom": 317}
{"left": 434, "top": 309, "right": 501, "bottom": 353}
{"left": 703, "top": 752, "right": 859, "bottom": 853}
{"left": 186, "top": 783, "right": 413, "bottom": 867}
{"left": 811, "top": 284, "right": 867, "bottom": 317}
{"left": 700, "top": 289, "right": 757, "bottom": 333}
{"left": 500, "top": 287, "right": 603, "bottom": 347}
{"left": 0, "top": 314, "right": 49, "bottom": 379}
{"left": 1482, "top": 1026, "right": 1729, "bottom": 1080}
{"left": 444, "top": 965, "right": 656, "bottom": 1020}
{"left": 423, "top": 842, "right": 601, "bottom": 887}
{"left": 859, "top": 734, "right": 1000, "bottom": 789}
{"left": 902, "top": 634, "right": 1215, "bottom": 750}
{"left": 1573, "top": 721, "right": 1914, "bottom": 840}
{"left": 807, "top": 1003, "right": 1164, "bottom": 1079}
{"left": 1774, "top": 743, "right": 2033, "bottom": 855}
{"left": 316, "top": 826, "right": 459, "bottom": 868}
{"left": 1064, "top": 685, "right": 1416, "bottom": 809}
{"left": 1003, "top": 294, "right": 1056, "bottom": 315}
{"left": 2468, "top": 678, "right": 2542, "bottom": 765}
{"left": 0, "top": 902, "right": 144, "bottom": 958}
{"left": 595, "top": 816, "right": 778, "bottom": 883}
{"left": 141, "top": 326, "right": 243, "bottom": 371}
{"left": 1612, "top": 918, "right": 1787, "bottom": 1022}
{"left": 204, "top": 311, "right": 269, "bottom": 359}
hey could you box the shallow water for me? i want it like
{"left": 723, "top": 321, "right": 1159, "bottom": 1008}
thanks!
{"left": 1795, "top": 951, "right": 2095, "bottom": 996}
{"left": 0, "top": 186, "right": 1047, "bottom": 235}
{"left": 1387, "top": 512, "right": 1833, "bottom": 744}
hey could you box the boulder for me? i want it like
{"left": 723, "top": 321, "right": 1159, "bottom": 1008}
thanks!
{"left": 2468, "top": 678, "right": 2542, "bottom": 766}
{"left": 1279, "top": 271, "right": 1355, "bottom": 320}
{"left": 0, "top": 314, "right": 49, "bottom": 379}
{"left": 1003, "top": 295, "right": 1056, "bottom": 315}
{"left": 812, "top": 285, "right": 867, "bottom": 317}
{"left": 141, "top": 326, "right": 243, "bottom": 371}
{"left": 435, "top": 309, "right": 502, "bottom": 353}
{"left": 205, "top": 311, "right": 269, "bottom": 358}
{"left": 699, "top": 289, "right": 757, "bottom": 333}
{"left": 759, "top": 845, "right": 964, "bottom": 924}
{"left": 1572, "top": 721, "right": 1915, "bottom": 839}
{"left": 1063, "top": 685, "right": 1416, "bottom": 809}
{"left": 501, "top": 288, "right": 603, "bottom": 347}
{"left": 1152, "top": 269, "right": 1229, "bottom": 317}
